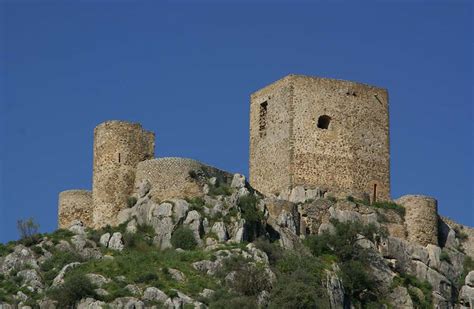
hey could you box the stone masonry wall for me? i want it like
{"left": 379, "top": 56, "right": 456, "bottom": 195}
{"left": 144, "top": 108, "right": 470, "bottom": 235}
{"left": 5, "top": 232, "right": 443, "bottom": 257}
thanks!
{"left": 249, "top": 74, "right": 390, "bottom": 201}
{"left": 134, "top": 157, "right": 232, "bottom": 202}
{"left": 92, "top": 120, "right": 155, "bottom": 228}
{"left": 397, "top": 195, "right": 438, "bottom": 246}
{"left": 58, "top": 190, "right": 93, "bottom": 228}
{"left": 249, "top": 76, "right": 293, "bottom": 196}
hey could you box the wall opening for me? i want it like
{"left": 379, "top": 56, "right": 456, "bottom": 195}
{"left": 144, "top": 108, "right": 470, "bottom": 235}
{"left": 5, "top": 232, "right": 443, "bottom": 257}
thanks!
{"left": 118, "top": 153, "right": 121, "bottom": 163}
{"left": 317, "top": 115, "right": 331, "bottom": 129}
{"left": 259, "top": 101, "right": 268, "bottom": 137}
{"left": 372, "top": 184, "right": 377, "bottom": 203}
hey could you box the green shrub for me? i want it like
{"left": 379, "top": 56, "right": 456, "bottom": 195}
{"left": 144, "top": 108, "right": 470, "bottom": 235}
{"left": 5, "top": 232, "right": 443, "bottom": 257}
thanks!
{"left": 458, "top": 256, "right": 474, "bottom": 288}
{"left": 48, "top": 273, "right": 97, "bottom": 307}
{"left": 49, "top": 229, "right": 74, "bottom": 244}
{"left": 41, "top": 250, "right": 83, "bottom": 285}
{"left": 208, "top": 290, "right": 258, "bottom": 309}
{"left": 171, "top": 227, "right": 198, "bottom": 250}
{"left": 127, "top": 196, "right": 138, "bottom": 208}
{"left": 304, "top": 219, "right": 386, "bottom": 305}
{"left": 31, "top": 245, "right": 43, "bottom": 255}
{"left": 238, "top": 195, "right": 264, "bottom": 241}
{"left": 17, "top": 217, "right": 40, "bottom": 246}
{"left": 439, "top": 251, "right": 451, "bottom": 264}
{"left": 0, "top": 242, "right": 15, "bottom": 257}
{"left": 372, "top": 201, "right": 405, "bottom": 217}
{"left": 253, "top": 238, "right": 284, "bottom": 266}
{"left": 392, "top": 273, "right": 432, "bottom": 308}
{"left": 135, "top": 272, "right": 159, "bottom": 284}
{"left": 230, "top": 264, "right": 271, "bottom": 296}
{"left": 347, "top": 196, "right": 355, "bottom": 202}
{"left": 208, "top": 182, "right": 233, "bottom": 197}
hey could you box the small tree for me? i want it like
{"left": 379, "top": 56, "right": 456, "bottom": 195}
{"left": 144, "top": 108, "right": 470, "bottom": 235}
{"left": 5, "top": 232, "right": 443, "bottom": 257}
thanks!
{"left": 17, "top": 217, "right": 40, "bottom": 245}
{"left": 171, "top": 227, "right": 197, "bottom": 250}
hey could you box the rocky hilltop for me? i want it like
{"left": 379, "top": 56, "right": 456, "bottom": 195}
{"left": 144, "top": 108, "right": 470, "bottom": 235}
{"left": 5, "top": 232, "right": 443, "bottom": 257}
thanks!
{"left": 1, "top": 172, "right": 473, "bottom": 309}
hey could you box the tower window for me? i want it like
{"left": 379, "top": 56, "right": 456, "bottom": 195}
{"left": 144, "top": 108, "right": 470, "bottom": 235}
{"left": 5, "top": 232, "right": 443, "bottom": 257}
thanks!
{"left": 259, "top": 101, "right": 268, "bottom": 136}
{"left": 317, "top": 115, "right": 331, "bottom": 129}
{"left": 118, "top": 153, "right": 121, "bottom": 163}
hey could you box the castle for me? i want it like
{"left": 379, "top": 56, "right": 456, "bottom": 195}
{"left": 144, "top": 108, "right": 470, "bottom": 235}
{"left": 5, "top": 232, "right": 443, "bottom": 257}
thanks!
{"left": 58, "top": 74, "right": 459, "bottom": 250}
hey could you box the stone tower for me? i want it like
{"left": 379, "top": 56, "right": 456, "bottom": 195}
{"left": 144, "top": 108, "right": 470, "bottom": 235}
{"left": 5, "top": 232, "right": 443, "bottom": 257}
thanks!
{"left": 249, "top": 74, "right": 390, "bottom": 202}
{"left": 92, "top": 120, "right": 155, "bottom": 228}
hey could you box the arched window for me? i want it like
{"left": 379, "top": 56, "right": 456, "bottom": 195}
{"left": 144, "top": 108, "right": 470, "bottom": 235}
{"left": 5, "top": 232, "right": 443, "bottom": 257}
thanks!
{"left": 317, "top": 115, "right": 331, "bottom": 129}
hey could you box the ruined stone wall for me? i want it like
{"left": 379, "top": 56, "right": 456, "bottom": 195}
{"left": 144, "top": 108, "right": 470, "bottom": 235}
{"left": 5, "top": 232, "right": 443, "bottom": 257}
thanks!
{"left": 291, "top": 75, "right": 390, "bottom": 202}
{"left": 134, "top": 157, "right": 232, "bottom": 202}
{"left": 397, "top": 195, "right": 438, "bottom": 246}
{"left": 92, "top": 120, "right": 155, "bottom": 228}
{"left": 249, "top": 76, "right": 293, "bottom": 196}
{"left": 58, "top": 190, "right": 92, "bottom": 228}
{"left": 249, "top": 74, "right": 390, "bottom": 201}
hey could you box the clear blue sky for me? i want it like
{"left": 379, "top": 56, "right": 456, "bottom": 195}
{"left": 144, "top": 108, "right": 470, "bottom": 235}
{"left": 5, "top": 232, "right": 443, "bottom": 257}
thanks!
{"left": 1, "top": 1, "right": 472, "bottom": 243}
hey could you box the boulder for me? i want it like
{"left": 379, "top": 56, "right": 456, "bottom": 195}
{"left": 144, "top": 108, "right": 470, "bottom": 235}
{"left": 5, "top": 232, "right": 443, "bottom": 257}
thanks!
{"left": 388, "top": 286, "right": 413, "bottom": 308}
{"left": 211, "top": 222, "right": 228, "bottom": 242}
{"left": 136, "top": 180, "right": 151, "bottom": 198}
{"left": 168, "top": 268, "right": 186, "bottom": 283}
{"left": 68, "top": 220, "right": 86, "bottom": 235}
{"left": 108, "top": 232, "right": 124, "bottom": 251}
{"left": 143, "top": 287, "right": 169, "bottom": 303}
{"left": 231, "top": 174, "right": 246, "bottom": 189}
{"left": 152, "top": 217, "right": 174, "bottom": 250}
{"left": 52, "top": 262, "right": 80, "bottom": 286}
{"left": 85, "top": 274, "right": 109, "bottom": 287}
{"left": 171, "top": 199, "right": 189, "bottom": 223}
{"left": 99, "top": 233, "right": 111, "bottom": 247}
{"left": 184, "top": 210, "right": 203, "bottom": 245}
{"left": 1, "top": 245, "right": 38, "bottom": 274}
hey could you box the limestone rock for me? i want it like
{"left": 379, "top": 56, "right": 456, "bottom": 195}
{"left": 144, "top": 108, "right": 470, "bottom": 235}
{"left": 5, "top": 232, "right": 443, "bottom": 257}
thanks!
{"left": 1, "top": 245, "right": 38, "bottom": 274}
{"left": 211, "top": 222, "right": 228, "bottom": 242}
{"left": 108, "top": 232, "right": 124, "bottom": 251}
{"left": 466, "top": 271, "right": 474, "bottom": 287}
{"left": 171, "top": 199, "right": 189, "bottom": 223}
{"left": 52, "top": 262, "right": 80, "bottom": 286}
{"left": 388, "top": 286, "right": 413, "bottom": 308}
{"left": 143, "top": 287, "right": 169, "bottom": 303}
{"left": 136, "top": 179, "right": 151, "bottom": 198}
{"left": 153, "top": 217, "right": 174, "bottom": 250}
{"left": 326, "top": 267, "right": 346, "bottom": 309}
{"left": 109, "top": 297, "right": 144, "bottom": 309}
{"left": 460, "top": 285, "right": 474, "bottom": 308}
{"left": 77, "top": 297, "right": 106, "bottom": 309}
{"left": 231, "top": 174, "right": 246, "bottom": 189}
{"left": 199, "top": 288, "right": 215, "bottom": 299}
{"left": 183, "top": 210, "right": 203, "bottom": 245}
{"left": 121, "top": 285, "right": 140, "bottom": 297}
{"left": 85, "top": 274, "right": 109, "bottom": 287}
{"left": 99, "top": 233, "right": 111, "bottom": 247}
{"left": 168, "top": 268, "right": 186, "bottom": 282}
{"left": 68, "top": 220, "right": 86, "bottom": 235}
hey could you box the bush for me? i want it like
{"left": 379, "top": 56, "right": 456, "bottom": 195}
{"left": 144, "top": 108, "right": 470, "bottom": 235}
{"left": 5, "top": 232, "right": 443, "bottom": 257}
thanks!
{"left": 238, "top": 195, "right": 264, "bottom": 241}
{"left": 453, "top": 226, "right": 469, "bottom": 241}
{"left": 171, "top": 227, "right": 198, "bottom": 250}
{"left": 135, "top": 272, "right": 159, "bottom": 284}
{"left": 304, "top": 220, "right": 386, "bottom": 304}
{"left": 392, "top": 273, "right": 432, "bottom": 308}
{"left": 439, "top": 251, "right": 451, "bottom": 264}
{"left": 253, "top": 238, "right": 284, "bottom": 266}
{"left": 127, "top": 196, "right": 138, "bottom": 208}
{"left": 208, "top": 290, "right": 258, "bottom": 309}
{"left": 208, "top": 182, "right": 233, "bottom": 197}
{"left": 48, "top": 273, "right": 97, "bottom": 307}
{"left": 41, "top": 250, "right": 83, "bottom": 285}
{"left": 17, "top": 218, "right": 40, "bottom": 246}
{"left": 230, "top": 264, "right": 271, "bottom": 296}
{"left": 372, "top": 201, "right": 405, "bottom": 217}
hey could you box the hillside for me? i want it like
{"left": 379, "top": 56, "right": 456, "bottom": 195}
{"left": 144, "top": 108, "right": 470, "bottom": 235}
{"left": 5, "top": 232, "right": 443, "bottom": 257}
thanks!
{"left": 1, "top": 174, "right": 473, "bottom": 309}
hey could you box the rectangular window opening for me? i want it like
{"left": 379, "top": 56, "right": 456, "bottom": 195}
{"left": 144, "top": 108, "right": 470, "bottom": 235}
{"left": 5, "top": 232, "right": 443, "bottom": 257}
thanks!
{"left": 259, "top": 101, "right": 268, "bottom": 137}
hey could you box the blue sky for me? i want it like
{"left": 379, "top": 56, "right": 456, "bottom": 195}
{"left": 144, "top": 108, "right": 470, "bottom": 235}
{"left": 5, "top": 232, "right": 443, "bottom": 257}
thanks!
{"left": 1, "top": 1, "right": 472, "bottom": 243}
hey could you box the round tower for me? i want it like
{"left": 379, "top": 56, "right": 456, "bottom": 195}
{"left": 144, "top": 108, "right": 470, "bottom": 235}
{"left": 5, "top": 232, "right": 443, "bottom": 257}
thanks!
{"left": 396, "top": 195, "right": 438, "bottom": 246}
{"left": 58, "top": 190, "right": 93, "bottom": 228}
{"left": 92, "top": 120, "right": 155, "bottom": 228}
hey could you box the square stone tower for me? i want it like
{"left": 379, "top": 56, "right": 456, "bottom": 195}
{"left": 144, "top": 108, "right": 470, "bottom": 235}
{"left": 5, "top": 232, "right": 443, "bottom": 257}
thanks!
{"left": 249, "top": 74, "right": 390, "bottom": 202}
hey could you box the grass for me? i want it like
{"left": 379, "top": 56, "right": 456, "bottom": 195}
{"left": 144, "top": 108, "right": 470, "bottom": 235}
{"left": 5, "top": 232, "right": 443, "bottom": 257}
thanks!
{"left": 391, "top": 273, "right": 432, "bottom": 309}
{"left": 65, "top": 245, "right": 218, "bottom": 298}
{"left": 371, "top": 201, "right": 405, "bottom": 217}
